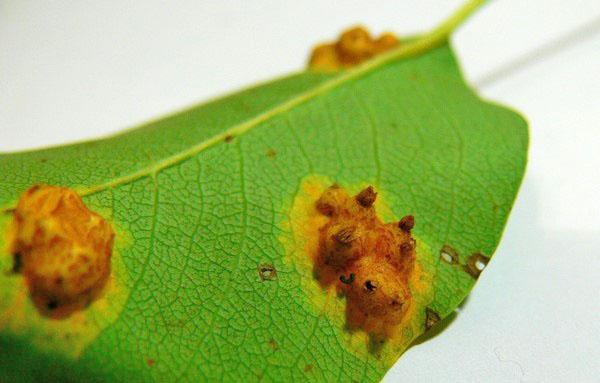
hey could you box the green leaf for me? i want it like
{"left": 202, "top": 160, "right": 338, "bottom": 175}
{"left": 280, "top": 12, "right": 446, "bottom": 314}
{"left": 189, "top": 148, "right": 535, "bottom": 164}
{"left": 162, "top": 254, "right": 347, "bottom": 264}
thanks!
{"left": 0, "top": 3, "right": 527, "bottom": 382}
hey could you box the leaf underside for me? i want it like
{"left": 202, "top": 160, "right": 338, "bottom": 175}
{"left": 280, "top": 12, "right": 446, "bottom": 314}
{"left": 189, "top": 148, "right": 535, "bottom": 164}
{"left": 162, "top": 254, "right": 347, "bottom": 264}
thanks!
{"left": 0, "top": 43, "right": 528, "bottom": 382}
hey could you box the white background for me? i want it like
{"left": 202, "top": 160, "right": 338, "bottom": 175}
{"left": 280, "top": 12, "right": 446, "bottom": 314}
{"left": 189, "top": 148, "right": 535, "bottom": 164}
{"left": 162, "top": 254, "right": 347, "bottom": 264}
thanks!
{"left": 1, "top": 1, "right": 599, "bottom": 381}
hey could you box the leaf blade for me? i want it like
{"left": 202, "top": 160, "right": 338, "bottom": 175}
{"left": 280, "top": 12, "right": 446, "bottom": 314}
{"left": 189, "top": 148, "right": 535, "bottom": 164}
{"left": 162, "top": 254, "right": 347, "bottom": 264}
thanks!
{"left": 0, "top": 43, "right": 527, "bottom": 382}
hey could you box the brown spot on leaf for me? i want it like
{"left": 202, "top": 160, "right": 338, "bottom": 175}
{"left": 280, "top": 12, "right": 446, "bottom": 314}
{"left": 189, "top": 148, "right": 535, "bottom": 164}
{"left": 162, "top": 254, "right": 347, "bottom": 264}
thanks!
{"left": 147, "top": 358, "right": 155, "bottom": 367}
{"left": 224, "top": 134, "right": 234, "bottom": 143}
{"left": 425, "top": 307, "right": 441, "bottom": 330}
{"left": 440, "top": 245, "right": 459, "bottom": 265}
{"left": 7, "top": 185, "right": 115, "bottom": 318}
{"left": 464, "top": 253, "right": 490, "bottom": 279}
{"left": 258, "top": 263, "right": 277, "bottom": 281}
{"left": 304, "top": 364, "right": 313, "bottom": 372}
{"left": 266, "top": 148, "right": 277, "bottom": 158}
{"left": 268, "top": 338, "right": 278, "bottom": 351}
{"left": 308, "top": 26, "right": 400, "bottom": 71}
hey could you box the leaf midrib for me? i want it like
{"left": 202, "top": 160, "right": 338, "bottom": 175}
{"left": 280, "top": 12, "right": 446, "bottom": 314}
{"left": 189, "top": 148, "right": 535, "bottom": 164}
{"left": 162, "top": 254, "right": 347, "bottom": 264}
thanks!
{"left": 73, "top": 46, "right": 430, "bottom": 198}
{"left": 45, "top": 1, "right": 485, "bottom": 201}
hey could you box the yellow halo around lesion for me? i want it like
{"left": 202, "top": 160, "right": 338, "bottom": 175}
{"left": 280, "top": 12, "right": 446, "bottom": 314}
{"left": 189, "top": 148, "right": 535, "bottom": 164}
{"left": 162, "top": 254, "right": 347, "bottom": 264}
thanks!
{"left": 279, "top": 175, "right": 435, "bottom": 366}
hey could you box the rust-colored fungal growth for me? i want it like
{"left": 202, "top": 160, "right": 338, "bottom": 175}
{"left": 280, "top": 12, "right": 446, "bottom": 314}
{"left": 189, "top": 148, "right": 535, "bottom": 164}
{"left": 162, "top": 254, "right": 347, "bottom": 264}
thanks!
{"left": 313, "top": 185, "right": 416, "bottom": 337}
{"left": 308, "top": 26, "right": 399, "bottom": 71}
{"left": 7, "top": 185, "right": 114, "bottom": 318}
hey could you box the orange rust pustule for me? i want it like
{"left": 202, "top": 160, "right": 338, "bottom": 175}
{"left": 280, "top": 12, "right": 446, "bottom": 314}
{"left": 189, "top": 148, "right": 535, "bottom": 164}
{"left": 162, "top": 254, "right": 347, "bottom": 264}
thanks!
{"left": 313, "top": 185, "right": 416, "bottom": 337}
{"left": 308, "top": 26, "right": 399, "bottom": 71}
{"left": 7, "top": 185, "right": 114, "bottom": 318}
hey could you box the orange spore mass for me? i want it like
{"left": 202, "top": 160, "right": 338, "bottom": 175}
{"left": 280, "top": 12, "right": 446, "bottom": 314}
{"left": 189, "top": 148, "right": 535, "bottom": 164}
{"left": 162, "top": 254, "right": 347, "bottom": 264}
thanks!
{"left": 308, "top": 26, "right": 400, "bottom": 71}
{"left": 314, "top": 185, "right": 416, "bottom": 337}
{"left": 8, "top": 185, "right": 114, "bottom": 318}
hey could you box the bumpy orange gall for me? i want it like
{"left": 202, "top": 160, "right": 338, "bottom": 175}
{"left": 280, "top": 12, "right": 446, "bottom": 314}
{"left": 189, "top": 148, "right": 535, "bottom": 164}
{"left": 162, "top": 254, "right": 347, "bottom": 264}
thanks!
{"left": 336, "top": 27, "right": 375, "bottom": 64}
{"left": 308, "top": 26, "right": 399, "bottom": 71}
{"left": 8, "top": 185, "right": 114, "bottom": 317}
{"left": 313, "top": 185, "right": 416, "bottom": 337}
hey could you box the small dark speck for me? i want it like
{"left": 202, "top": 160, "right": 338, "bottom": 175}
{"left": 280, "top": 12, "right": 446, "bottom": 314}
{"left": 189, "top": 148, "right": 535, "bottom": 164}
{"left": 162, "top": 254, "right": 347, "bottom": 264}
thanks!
{"left": 304, "top": 364, "right": 313, "bottom": 372}
{"left": 425, "top": 307, "right": 441, "bottom": 330}
{"left": 40, "top": 158, "right": 47, "bottom": 163}
{"left": 12, "top": 253, "right": 22, "bottom": 273}
{"left": 258, "top": 263, "right": 277, "bottom": 281}
{"left": 47, "top": 300, "right": 59, "bottom": 310}
{"left": 266, "top": 148, "right": 277, "bottom": 158}
{"left": 364, "top": 280, "right": 377, "bottom": 293}
{"left": 224, "top": 134, "right": 234, "bottom": 143}
{"left": 268, "top": 338, "right": 278, "bottom": 351}
{"left": 339, "top": 273, "right": 355, "bottom": 285}
{"left": 147, "top": 358, "right": 155, "bottom": 367}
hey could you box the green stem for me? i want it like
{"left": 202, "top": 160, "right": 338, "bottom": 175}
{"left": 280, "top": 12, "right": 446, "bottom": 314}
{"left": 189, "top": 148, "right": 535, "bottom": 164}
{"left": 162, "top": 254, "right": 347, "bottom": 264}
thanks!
{"left": 356, "top": 0, "right": 487, "bottom": 72}
{"left": 427, "top": 0, "right": 487, "bottom": 43}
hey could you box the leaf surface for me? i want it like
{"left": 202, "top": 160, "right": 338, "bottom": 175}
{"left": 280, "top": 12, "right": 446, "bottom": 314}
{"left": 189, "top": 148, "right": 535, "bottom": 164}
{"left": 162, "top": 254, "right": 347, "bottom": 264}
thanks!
{"left": 0, "top": 41, "right": 528, "bottom": 382}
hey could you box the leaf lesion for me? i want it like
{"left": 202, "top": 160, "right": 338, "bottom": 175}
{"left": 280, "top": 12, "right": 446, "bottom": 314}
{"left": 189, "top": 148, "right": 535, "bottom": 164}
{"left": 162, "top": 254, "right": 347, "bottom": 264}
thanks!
{"left": 312, "top": 184, "right": 417, "bottom": 339}
{"left": 6, "top": 185, "right": 114, "bottom": 318}
{"left": 309, "top": 26, "right": 400, "bottom": 71}
{"left": 282, "top": 177, "right": 436, "bottom": 359}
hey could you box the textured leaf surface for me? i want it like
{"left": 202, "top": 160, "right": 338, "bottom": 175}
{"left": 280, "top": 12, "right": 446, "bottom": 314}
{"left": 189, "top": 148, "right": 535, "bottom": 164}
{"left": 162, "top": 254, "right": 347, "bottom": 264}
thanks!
{"left": 0, "top": 43, "right": 527, "bottom": 382}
